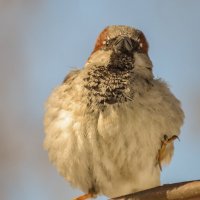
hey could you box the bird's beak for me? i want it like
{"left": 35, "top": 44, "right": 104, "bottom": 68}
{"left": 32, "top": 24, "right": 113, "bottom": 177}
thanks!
{"left": 114, "top": 36, "right": 133, "bottom": 53}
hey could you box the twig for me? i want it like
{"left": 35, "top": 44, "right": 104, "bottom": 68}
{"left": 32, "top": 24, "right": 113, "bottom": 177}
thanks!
{"left": 110, "top": 180, "right": 200, "bottom": 200}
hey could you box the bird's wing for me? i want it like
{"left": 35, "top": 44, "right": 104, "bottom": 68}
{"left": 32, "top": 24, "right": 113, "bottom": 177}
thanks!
{"left": 63, "top": 69, "right": 80, "bottom": 84}
{"left": 44, "top": 68, "right": 95, "bottom": 193}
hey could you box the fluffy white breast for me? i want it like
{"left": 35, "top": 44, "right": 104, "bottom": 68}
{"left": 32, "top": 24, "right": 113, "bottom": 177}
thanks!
{"left": 44, "top": 77, "right": 184, "bottom": 198}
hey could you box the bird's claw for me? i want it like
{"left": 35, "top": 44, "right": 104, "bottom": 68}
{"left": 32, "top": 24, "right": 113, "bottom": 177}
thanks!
{"left": 156, "top": 134, "right": 179, "bottom": 171}
{"left": 73, "top": 193, "right": 95, "bottom": 200}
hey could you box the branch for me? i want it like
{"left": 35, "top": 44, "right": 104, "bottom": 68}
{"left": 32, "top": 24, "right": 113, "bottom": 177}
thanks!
{"left": 110, "top": 180, "right": 200, "bottom": 200}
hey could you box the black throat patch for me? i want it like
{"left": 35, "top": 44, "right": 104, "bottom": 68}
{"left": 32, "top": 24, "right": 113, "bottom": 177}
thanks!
{"left": 108, "top": 52, "right": 134, "bottom": 72}
{"left": 84, "top": 52, "right": 134, "bottom": 109}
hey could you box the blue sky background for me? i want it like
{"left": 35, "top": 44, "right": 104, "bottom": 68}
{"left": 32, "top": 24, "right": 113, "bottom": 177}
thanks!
{"left": 0, "top": 1, "right": 200, "bottom": 200}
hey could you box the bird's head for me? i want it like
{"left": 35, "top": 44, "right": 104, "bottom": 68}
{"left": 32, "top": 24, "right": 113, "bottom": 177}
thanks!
{"left": 86, "top": 25, "right": 153, "bottom": 79}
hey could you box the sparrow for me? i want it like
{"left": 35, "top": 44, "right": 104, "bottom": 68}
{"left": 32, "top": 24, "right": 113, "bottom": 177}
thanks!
{"left": 44, "top": 25, "right": 184, "bottom": 199}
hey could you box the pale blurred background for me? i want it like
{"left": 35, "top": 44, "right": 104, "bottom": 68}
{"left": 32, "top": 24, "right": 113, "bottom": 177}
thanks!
{"left": 0, "top": 1, "right": 200, "bottom": 200}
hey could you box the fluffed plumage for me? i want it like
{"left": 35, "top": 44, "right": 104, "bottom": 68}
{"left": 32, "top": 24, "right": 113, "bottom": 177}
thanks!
{"left": 44, "top": 25, "right": 184, "bottom": 198}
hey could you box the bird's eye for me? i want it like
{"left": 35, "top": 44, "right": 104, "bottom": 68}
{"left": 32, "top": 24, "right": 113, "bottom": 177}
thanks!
{"left": 104, "top": 38, "right": 116, "bottom": 47}
{"left": 132, "top": 40, "right": 139, "bottom": 51}
{"left": 102, "top": 40, "right": 110, "bottom": 46}
{"left": 106, "top": 41, "right": 110, "bottom": 45}
{"left": 136, "top": 32, "right": 149, "bottom": 54}
{"left": 102, "top": 41, "right": 107, "bottom": 45}
{"left": 106, "top": 39, "right": 113, "bottom": 46}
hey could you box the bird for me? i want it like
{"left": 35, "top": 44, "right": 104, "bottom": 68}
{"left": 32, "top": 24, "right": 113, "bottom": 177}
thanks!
{"left": 43, "top": 25, "right": 184, "bottom": 199}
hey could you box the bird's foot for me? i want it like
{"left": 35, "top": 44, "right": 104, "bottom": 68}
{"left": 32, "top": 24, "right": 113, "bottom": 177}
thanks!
{"left": 156, "top": 134, "right": 179, "bottom": 171}
{"left": 73, "top": 193, "right": 95, "bottom": 200}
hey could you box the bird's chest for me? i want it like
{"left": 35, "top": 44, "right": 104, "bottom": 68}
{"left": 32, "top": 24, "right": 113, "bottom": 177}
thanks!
{"left": 95, "top": 100, "right": 162, "bottom": 173}
{"left": 89, "top": 100, "right": 162, "bottom": 196}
